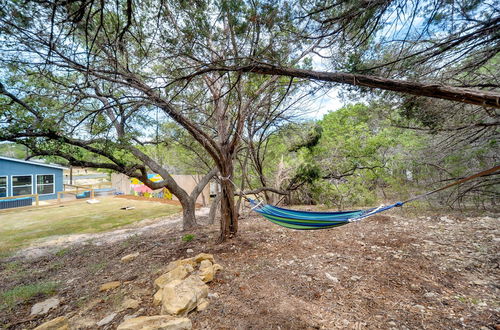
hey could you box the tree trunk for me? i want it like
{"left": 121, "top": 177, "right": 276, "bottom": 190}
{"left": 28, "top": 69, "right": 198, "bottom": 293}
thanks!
{"left": 218, "top": 163, "right": 238, "bottom": 242}
{"left": 208, "top": 190, "right": 221, "bottom": 225}
{"left": 178, "top": 195, "right": 197, "bottom": 230}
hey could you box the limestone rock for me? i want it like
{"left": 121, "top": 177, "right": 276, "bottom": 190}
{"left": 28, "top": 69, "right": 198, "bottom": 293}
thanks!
{"left": 325, "top": 272, "right": 339, "bottom": 283}
{"left": 153, "top": 289, "right": 163, "bottom": 305}
{"left": 122, "top": 298, "right": 140, "bottom": 310}
{"left": 161, "top": 275, "right": 209, "bottom": 316}
{"left": 97, "top": 312, "right": 117, "bottom": 326}
{"left": 33, "top": 316, "right": 69, "bottom": 330}
{"left": 164, "top": 258, "right": 196, "bottom": 273}
{"left": 99, "top": 281, "right": 121, "bottom": 292}
{"left": 121, "top": 252, "right": 140, "bottom": 262}
{"left": 186, "top": 248, "right": 194, "bottom": 253}
{"left": 155, "top": 266, "right": 189, "bottom": 289}
{"left": 197, "top": 260, "right": 222, "bottom": 283}
{"left": 196, "top": 298, "right": 209, "bottom": 311}
{"left": 207, "top": 292, "right": 219, "bottom": 299}
{"left": 198, "top": 264, "right": 214, "bottom": 283}
{"left": 31, "top": 297, "right": 60, "bottom": 316}
{"left": 199, "top": 259, "right": 212, "bottom": 269}
{"left": 193, "top": 253, "right": 214, "bottom": 263}
{"left": 213, "top": 264, "right": 223, "bottom": 273}
{"left": 117, "top": 315, "right": 192, "bottom": 330}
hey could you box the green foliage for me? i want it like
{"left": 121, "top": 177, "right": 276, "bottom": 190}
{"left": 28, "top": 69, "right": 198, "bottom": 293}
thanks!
{"left": 181, "top": 234, "right": 195, "bottom": 242}
{"left": 0, "top": 142, "right": 25, "bottom": 158}
{"left": 259, "top": 103, "right": 428, "bottom": 207}
{"left": 311, "top": 176, "right": 377, "bottom": 209}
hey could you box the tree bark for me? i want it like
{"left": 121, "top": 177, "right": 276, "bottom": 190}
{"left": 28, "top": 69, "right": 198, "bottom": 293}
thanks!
{"left": 218, "top": 161, "right": 238, "bottom": 242}
{"left": 191, "top": 63, "right": 500, "bottom": 108}
{"left": 208, "top": 190, "right": 221, "bottom": 225}
{"left": 177, "top": 194, "right": 197, "bottom": 230}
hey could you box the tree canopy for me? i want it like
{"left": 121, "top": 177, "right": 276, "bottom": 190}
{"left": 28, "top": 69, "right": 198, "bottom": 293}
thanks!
{"left": 0, "top": 0, "right": 498, "bottom": 240}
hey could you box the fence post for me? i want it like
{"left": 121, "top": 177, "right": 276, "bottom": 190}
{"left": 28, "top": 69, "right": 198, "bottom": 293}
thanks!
{"left": 57, "top": 192, "right": 61, "bottom": 203}
{"left": 35, "top": 194, "right": 39, "bottom": 207}
{"left": 91, "top": 189, "right": 94, "bottom": 199}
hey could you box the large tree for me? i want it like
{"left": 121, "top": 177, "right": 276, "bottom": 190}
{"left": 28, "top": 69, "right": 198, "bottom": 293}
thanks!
{"left": 0, "top": 0, "right": 316, "bottom": 241}
{"left": 1, "top": 0, "right": 498, "bottom": 240}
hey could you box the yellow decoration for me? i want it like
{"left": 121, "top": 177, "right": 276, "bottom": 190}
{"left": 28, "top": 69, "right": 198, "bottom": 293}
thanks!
{"left": 163, "top": 188, "right": 172, "bottom": 200}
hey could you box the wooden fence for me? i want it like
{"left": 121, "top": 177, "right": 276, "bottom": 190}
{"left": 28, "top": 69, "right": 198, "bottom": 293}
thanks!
{"left": 58, "top": 182, "right": 113, "bottom": 202}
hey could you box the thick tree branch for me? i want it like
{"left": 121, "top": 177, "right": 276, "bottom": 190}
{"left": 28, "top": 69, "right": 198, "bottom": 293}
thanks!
{"left": 186, "top": 63, "right": 500, "bottom": 108}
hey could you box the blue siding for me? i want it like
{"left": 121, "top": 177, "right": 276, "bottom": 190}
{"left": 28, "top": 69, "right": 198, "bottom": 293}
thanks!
{"left": 0, "top": 159, "right": 64, "bottom": 200}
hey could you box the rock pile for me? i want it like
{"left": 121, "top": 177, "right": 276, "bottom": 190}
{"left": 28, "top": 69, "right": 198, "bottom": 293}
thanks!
{"left": 117, "top": 252, "right": 223, "bottom": 329}
{"left": 33, "top": 253, "right": 222, "bottom": 330}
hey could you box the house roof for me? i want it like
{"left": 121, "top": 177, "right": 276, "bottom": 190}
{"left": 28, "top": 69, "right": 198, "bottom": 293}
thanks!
{"left": 0, "top": 156, "right": 68, "bottom": 170}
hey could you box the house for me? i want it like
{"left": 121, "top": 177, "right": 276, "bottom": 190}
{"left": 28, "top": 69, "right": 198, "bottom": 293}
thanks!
{"left": 0, "top": 156, "right": 66, "bottom": 201}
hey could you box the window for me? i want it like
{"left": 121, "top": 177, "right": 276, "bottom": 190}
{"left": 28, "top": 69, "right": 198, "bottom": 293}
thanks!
{"left": 0, "top": 176, "right": 7, "bottom": 197}
{"left": 37, "top": 174, "right": 55, "bottom": 195}
{"left": 12, "top": 175, "right": 32, "bottom": 196}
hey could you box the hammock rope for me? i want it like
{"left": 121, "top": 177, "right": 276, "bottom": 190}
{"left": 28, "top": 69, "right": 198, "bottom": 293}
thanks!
{"left": 237, "top": 165, "right": 500, "bottom": 230}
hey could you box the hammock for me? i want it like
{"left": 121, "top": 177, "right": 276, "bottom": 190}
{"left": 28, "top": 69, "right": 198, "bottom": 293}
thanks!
{"left": 242, "top": 165, "right": 499, "bottom": 230}
{"left": 249, "top": 199, "right": 402, "bottom": 230}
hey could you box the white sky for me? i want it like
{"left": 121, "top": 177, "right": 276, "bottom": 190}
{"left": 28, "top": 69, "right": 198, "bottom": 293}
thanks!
{"left": 304, "top": 50, "right": 346, "bottom": 119}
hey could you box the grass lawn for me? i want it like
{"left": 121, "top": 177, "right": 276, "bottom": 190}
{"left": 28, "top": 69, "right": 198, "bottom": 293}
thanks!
{"left": 0, "top": 197, "right": 181, "bottom": 255}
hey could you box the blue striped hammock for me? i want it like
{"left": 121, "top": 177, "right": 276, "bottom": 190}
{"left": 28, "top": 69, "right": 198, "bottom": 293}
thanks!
{"left": 248, "top": 199, "right": 403, "bottom": 230}
{"left": 244, "top": 165, "right": 498, "bottom": 230}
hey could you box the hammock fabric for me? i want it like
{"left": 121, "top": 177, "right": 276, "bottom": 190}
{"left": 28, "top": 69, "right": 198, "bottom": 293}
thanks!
{"left": 244, "top": 165, "right": 499, "bottom": 231}
{"left": 249, "top": 199, "right": 402, "bottom": 230}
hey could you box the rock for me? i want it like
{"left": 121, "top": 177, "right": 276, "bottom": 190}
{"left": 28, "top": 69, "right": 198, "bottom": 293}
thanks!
{"left": 97, "top": 312, "right": 117, "bottom": 326}
{"left": 193, "top": 253, "right": 215, "bottom": 263}
{"left": 199, "top": 259, "right": 212, "bottom": 269}
{"left": 153, "top": 289, "right": 163, "bottom": 305}
{"left": 31, "top": 297, "right": 60, "bottom": 316}
{"left": 198, "top": 260, "right": 215, "bottom": 283}
{"left": 99, "top": 281, "right": 121, "bottom": 292}
{"left": 186, "top": 249, "right": 194, "bottom": 253}
{"left": 388, "top": 321, "right": 397, "bottom": 326}
{"left": 117, "top": 315, "right": 192, "bottom": 330}
{"left": 121, "top": 252, "right": 140, "bottom": 262}
{"left": 122, "top": 298, "right": 140, "bottom": 310}
{"left": 213, "top": 263, "right": 223, "bottom": 273}
{"left": 123, "top": 314, "right": 138, "bottom": 321}
{"left": 472, "top": 279, "right": 488, "bottom": 285}
{"left": 414, "top": 304, "right": 425, "bottom": 311}
{"left": 439, "top": 216, "right": 453, "bottom": 223}
{"left": 207, "top": 292, "right": 219, "bottom": 299}
{"left": 164, "top": 258, "right": 196, "bottom": 273}
{"left": 196, "top": 298, "right": 209, "bottom": 311}
{"left": 155, "top": 266, "right": 190, "bottom": 289}
{"left": 325, "top": 272, "right": 339, "bottom": 283}
{"left": 350, "top": 276, "right": 361, "bottom": 281}
{"left": 161, "top": 275, "right": 209, "bottom": 316}
{"left": 33, "top": 316, "right": 69, "bottom": 330}
{"left": 424, "top": 292, "right": 437, "bottom": 298}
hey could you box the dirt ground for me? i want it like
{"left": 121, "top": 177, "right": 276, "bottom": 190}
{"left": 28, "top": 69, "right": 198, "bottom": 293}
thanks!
{"left": 0, "top": 206, "right": 498, "bottom": 329}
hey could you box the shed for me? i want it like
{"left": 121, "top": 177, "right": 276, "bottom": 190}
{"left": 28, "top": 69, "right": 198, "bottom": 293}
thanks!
{"left": 0, "top": 156, "right": 66, "bottom": 201}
